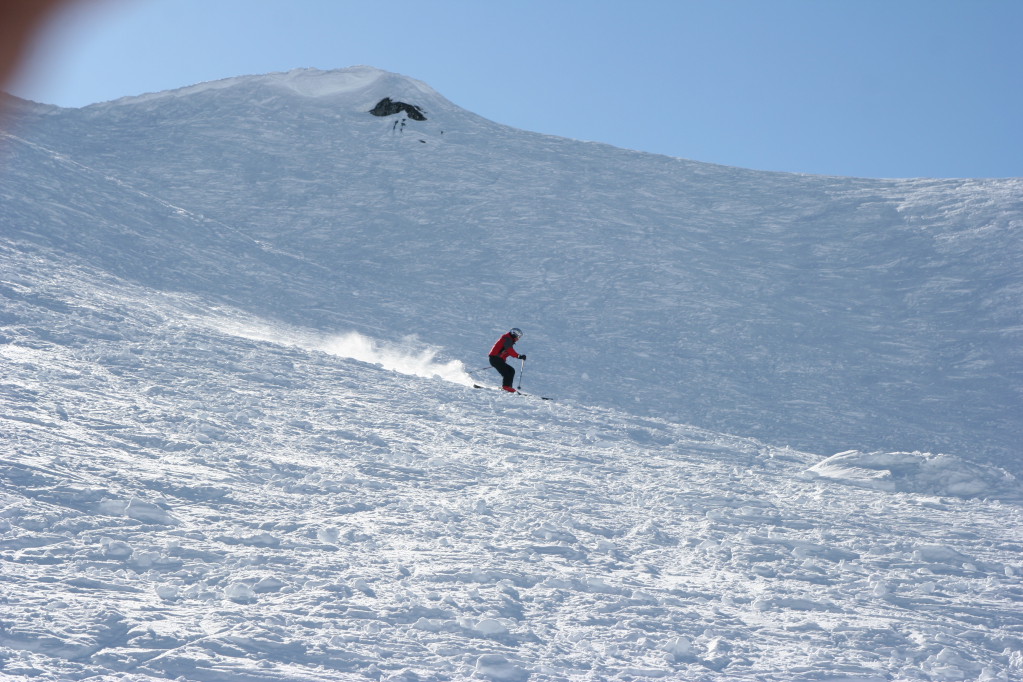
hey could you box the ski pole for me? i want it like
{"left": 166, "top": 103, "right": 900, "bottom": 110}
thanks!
{"left": 517, "top": 357, "right": 525, "bottom": 390}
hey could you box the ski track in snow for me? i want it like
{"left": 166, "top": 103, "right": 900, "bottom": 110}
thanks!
{"left": 1, "top": 252, "right": 1021, "bottom": 682}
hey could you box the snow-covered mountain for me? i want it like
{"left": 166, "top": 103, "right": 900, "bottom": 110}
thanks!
{"left": 1, "top": 66, "right": 1021, "bottom": 681}
{"left": 5, "top": 65, "right": 1021, "bottom": 464}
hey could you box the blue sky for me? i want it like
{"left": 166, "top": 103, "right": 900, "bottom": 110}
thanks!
{"left": 10, "top": 0, "right": 1023, "bottom": 178}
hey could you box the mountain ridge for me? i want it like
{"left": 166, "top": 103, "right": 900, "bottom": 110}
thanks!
{"left": 80, "top": 66, "right": 448, "bottom": 111}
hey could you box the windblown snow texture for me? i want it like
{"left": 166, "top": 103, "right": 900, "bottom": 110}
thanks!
{"left": 1, "top": 66, "right": 1021, "bottom": 681}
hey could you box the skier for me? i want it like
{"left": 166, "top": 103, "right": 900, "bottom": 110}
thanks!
{"left": 489, "top": 328, "right": 526, "bottom": 392}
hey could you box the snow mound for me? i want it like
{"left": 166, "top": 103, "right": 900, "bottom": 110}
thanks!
{"left": 269, "top": 66, "right": 394, "bottom": 98}
{"left": 805, "top": 450, "right": 1020, "bottom": 498}
{"left": 475, "top": 654, "right": 529, "bottom": 682}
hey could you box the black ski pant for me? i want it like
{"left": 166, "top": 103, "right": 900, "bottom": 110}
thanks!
{"left": 489, "top": 355, "right": 515, "bottom": 388}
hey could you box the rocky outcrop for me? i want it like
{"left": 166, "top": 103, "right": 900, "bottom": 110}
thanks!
{"left": 369, "top": 97, "right": 426, "bottom": 121}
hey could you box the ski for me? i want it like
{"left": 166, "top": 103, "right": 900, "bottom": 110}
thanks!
{"left": 517, "top": 390, "right": 553, "bottom": 401}
{"left": 472, "top": 384, "right": 552, "bottom": 400}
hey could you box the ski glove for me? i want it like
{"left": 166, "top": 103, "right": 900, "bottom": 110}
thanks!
{"left": 519, "top": 355, "right": 527, "bottom": 361}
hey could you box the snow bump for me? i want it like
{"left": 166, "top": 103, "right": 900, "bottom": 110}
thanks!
{"left": 805, "top": 450, "right": 1020, "bottom": 498}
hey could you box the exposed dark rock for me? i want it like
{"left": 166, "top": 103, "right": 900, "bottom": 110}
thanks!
{"left": 369, "top": 97, "right": 426, "bottom": 121}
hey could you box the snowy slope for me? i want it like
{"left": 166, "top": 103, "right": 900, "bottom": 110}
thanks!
{"left": 1, "top": 246, "right": 1021, "bottom": 681}
{"left": 2, "top": 66, "right": 1023, "bottom": 681}
{"left": 4, "top": 66, "right": 1022, "bottom": 465}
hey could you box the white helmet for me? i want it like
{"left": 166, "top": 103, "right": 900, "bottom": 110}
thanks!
{"left": 509, "top": 327, "right": 523, "bottom": 339}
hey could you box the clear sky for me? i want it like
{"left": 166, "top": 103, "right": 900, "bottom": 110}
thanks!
{"left": 8, "top": 0, "right": 1023, "bottom": 178}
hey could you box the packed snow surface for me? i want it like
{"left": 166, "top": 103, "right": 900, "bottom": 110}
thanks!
{"left": 2, "top": 67, "right": 1022, "bottom": 681}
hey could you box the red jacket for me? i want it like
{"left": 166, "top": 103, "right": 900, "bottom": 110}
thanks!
{"left": 489, "top": 333, "right": 520, "bottom": 360}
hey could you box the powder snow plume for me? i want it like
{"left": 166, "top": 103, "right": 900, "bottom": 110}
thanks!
{"left": 210, "top": 317, "right": 473, "bottom": 386}
{"left": 316, "top": 331, "right": 473, "bottom": 385}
